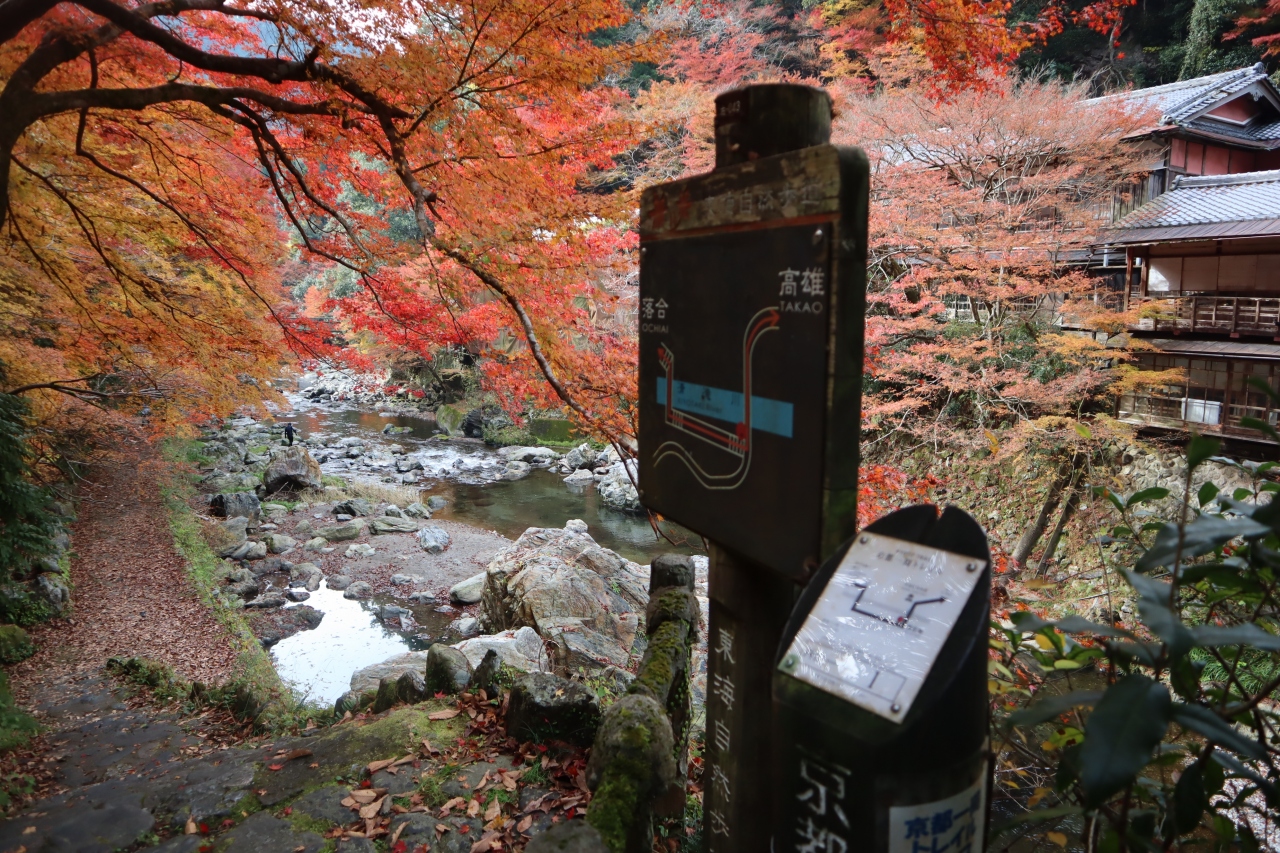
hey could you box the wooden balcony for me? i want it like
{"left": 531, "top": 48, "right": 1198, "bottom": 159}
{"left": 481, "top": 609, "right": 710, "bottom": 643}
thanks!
{"left": 1132, "top": 294, "right": 1280, "bottom": 337}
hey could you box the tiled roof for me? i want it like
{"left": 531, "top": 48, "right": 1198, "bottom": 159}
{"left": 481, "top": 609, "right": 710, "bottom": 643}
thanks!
{"left": 1090, "top": 64, "right": 1270, "bottom": 123}
{"left": 1117, "top": 170, "right": 1280, "bottom": 227}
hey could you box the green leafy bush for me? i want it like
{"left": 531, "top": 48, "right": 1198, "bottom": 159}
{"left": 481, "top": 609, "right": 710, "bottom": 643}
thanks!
{"left": 0, "top": 394, "right": 59, "bottom": 583}
{"left": 994, "top": 419, "right": 1280, "bottom": 850}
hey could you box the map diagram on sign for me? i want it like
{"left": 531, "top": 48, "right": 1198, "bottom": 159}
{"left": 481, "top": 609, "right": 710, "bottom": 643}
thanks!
{"left": 652, "top": 306, "right": 784, "bottom": 490}
{"left": 779, "top": 532, "right": 986, "bottom": 723}
{"left": 637, "top": 221, "right": 832, "bottom": 576}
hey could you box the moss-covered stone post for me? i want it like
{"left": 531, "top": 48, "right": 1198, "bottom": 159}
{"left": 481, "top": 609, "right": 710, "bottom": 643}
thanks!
{"left": 585, "top": 554, "right": 699, "bottom": 852}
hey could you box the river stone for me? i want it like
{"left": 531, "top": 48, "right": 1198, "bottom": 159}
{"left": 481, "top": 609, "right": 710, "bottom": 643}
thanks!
{"left": 525, "top": 820, "right": 607, "bottom": 853}
{"left": 211, "top": 516, "right": 249, "bottom": 557}
{"left": 290, "top": 562, "right": 323, "bottom": 591}
{"left": 563, "top": 468, "right": 595, "bottom": 486}
{"left": 502, "top": 460, "right": 531, "bottom": 481}
{"left": 209, "top": 492, "right": 261, "bottom": 522}
{"left": 327, "top": 574, "right": 354, "bottom": 591}
{"left": 304, "top": 536, "right": 328, "bottom": 552}
{"left": 345, "top": 543, "right": 376, "bottom": 558}
{"left": 294, "top": 519, "right": 316, "bottom": 539}
{"left": 453, "top": 626, "right": 545, "bottom": 671}
{"left": 403, "top": 502, "right": 431, "bottom": 519}
{"left": 450, "top": 616, "right": 480, "bottom": 638}
{"left": 389, "top": 573, "right": 414, "bottom": 586}
{"left": 425, "top": 644, "right": 471, "bottom": 694}
{"left": 426, "top": 496, "right": 448, "bottom": 511}
{"left": 320, "top": 520, "right": 365, "bottom": 541}
{"left": 0, "top": 624, "right": 34, "bottom": 664}
{"left": 343, "top": 581, "right": 373, "bottom": 599}
{"left": 370, "top": 516, "right": 418, "bottom": 534}
{"left": 261, "top": 501, "right": 289, "bottom": 514}
{"left": 499, "top": 446, "right": 560, "bottom": 465}
{"left": 505, "top": 672, "right": 601, "bottom": 747}
{"left": 563, "top": 442, "right": 594, "bottom": 470}
{"left": 284, "top": 588, "right": 310, "bottom": 602}
{"left": 409, "top": 590, "right": 438, "bottom": 603}
{"left": 470, "top": 649, "right": 502, "bottom": 695}
{"left": 448, "top": 572, "right": 486, "bottom": 604}
{"left": 245, "top": 593, "right": 286, "bottom": 608}
{"left": 230, "top": 540, "right": 268, "bottom": 561}
{"left": 265, "top": 533, "right": 297, "bottom": 554}
{"left": 384, "top": 504, "right": 404, "bottom": 517}
{"left": 333, "top": 498, "right": 372, "bottom": 517}
{"left": 417, "top": 526, "right": 451, "bottom": 554}
{"left": 262, "top": 446, "right": 323, "bottom": 493}
{"left": 597, "top": 462, "right": 641, "bottom": 512}
{"left": 349, "top": 650, "right": 429, "bottom": 694}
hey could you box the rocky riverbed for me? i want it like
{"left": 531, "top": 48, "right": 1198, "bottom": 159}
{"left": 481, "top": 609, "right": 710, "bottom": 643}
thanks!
{"left": 192, "top": 392, "right": 707, "bottom": 711}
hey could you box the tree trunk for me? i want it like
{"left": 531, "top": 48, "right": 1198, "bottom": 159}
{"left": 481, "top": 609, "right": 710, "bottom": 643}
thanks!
{"left": 1037, "top": 487, "right": 1080, "bottom": 576}
{"left": 1012, "top": 470, "right": 1068, "bottom": 567}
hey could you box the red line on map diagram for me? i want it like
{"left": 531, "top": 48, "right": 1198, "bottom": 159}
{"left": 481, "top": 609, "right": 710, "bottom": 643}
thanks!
{"left": 653, "top": 306, "right": 780, "bottom": 490}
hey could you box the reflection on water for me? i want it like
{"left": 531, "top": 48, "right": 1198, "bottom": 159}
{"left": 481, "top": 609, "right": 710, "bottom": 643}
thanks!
{"left": 271, "top": 582, "right": 457, "bottom": 704}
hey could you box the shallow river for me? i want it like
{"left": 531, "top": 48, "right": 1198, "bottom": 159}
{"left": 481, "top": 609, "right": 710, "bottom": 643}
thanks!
{"left": 265, "top": 397, "right": 701, "bottom": 704}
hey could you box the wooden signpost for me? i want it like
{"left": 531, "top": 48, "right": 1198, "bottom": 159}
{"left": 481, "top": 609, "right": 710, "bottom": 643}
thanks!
{"left": 637, "top": 84, "right": 869, "bottom": 852}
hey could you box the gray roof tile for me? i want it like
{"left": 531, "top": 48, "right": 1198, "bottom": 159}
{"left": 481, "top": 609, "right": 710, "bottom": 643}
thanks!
{"left": 1114, "top": 169, "right": 1280, "bottom": 230}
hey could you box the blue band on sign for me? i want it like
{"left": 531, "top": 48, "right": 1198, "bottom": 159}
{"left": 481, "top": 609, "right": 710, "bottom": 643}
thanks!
{"left": 656, "top": 378, "right": 794, "bottom": 438}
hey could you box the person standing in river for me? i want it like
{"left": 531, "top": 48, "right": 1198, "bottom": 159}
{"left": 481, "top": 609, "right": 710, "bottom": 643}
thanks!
{"left": 283, "top": 422, "right": 296, "bottom": 446}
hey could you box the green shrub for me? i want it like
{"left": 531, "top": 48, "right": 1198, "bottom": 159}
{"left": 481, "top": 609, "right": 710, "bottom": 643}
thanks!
{"left": 482, "top": 424, "right": 535, "bottom": 447}
{"left": 0, "top": 394, "right": 59, "bottom": 583}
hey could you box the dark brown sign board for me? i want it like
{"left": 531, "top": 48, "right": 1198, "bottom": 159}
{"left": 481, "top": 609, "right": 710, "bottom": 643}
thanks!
{"left": 638, "top": 144, "right": 869, "bottom": 581}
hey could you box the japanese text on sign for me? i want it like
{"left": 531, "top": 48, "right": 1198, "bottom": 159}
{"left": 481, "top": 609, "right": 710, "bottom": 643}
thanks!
{"left": 887, "top": 773, "right": 986, "bottom": 853}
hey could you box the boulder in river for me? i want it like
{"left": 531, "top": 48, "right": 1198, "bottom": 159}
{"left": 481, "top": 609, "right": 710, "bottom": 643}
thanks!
{"left": 389, "top": 573, "right": 414, "bottom": 586}
{"left": 426, "top": 496, "right": 448, "bottom": 511}
{"left": 284, "top": 588, "right": 310, "bottom": 602}
{"left": 451, "top": 616, "right": 481, "bottom": 638}
{"left": 370, "top": 516, "right": 418, "bottom": 534}
{"left": 480, "top": 521, "right": 647, "bottom": 673}
{"left": 294, "top": 519, "right": 315, "bottom": 539}
{"left": 448, "top": 572, "right": 485, "bottom": 604}
{"left": 501, "top": 460, "right": 531, "bottom": 481}
{"left": 229, "top": 540, "right": 268, "bottom": 561}
{"left": 343, "top": 581, "right": 372, "bottom": 599}
{"left": 253, "top": 603, "right": 323, "bottom": 647}
{"left": 265, "top": 533, "right": 296, "bottom": 554}
{"left": 245, "top": 593, "right": 287, "bottom": 609}
{"left": 345, "top": 543, "right": 375, "bottom": 558}
{"left": 290, "top": 562, "right": 323, "bottom": 591}
{"left": 326, "top": 574, "right": 353, "bottom": 591}
{"left": 319, "top": 520, "right": 365, "bottom": 541}
{"left": 333, "top": 498, "right": 372, "bottom": 517}
{"left": 408, "top": 590, "right": 437, "bottom": 603}
{"left": 261, "top": 446, "right": 322, "bottom": 493}
{"left": 416, "top": 526, "right": 451, "bottom": 554}
{"left": 499, "top": 446, "right": 560, "bottom": 466}
{"left": 597, "top": 462, "right": 641, "bottom": 512}
{"left": 403, "top": 502, "right": 431, "bottom": 519}
{"left": 303, "top": 536, "right": 328, "bottom": 552}
{"left": 209, "top": 492, "right": 261, "bottom": 523}
{"left": 563, "top": 468, "right": 595, "bottom": 486}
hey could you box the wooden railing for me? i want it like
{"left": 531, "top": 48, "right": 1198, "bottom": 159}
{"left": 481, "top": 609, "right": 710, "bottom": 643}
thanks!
{"left": 1132, "top": 295, "right": 1280, "bottom": 336}
{"left": 1119, "top": 391, "right": 1280, "bottom": 443}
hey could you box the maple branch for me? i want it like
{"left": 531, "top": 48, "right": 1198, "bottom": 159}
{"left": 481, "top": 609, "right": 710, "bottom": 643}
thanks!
{"left": 0, "top": 0, "right": 58, "bottom": 46}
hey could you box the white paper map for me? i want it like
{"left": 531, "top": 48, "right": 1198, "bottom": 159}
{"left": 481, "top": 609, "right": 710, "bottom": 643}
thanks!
{"left": 778, "top": 531, "right": 986, "bottom": 723}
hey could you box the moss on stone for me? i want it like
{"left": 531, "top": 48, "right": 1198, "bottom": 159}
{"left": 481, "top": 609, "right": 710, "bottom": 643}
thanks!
{"left": 631, "top": 620, "right": 687, "bottom": 703}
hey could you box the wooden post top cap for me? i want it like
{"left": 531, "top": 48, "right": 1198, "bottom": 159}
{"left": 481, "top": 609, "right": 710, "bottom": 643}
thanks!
{"left": 713, "top": 84, "right": 833, "bottom": 169}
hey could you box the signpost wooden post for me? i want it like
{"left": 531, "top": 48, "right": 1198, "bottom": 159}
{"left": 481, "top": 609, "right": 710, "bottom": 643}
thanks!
{"left": 636, "top": 84, "right": 869, "bottom": 852}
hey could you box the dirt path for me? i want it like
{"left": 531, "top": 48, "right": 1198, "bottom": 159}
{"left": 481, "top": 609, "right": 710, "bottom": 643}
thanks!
{"left": 11, "top": 449, "right": 239, "bottom": 704}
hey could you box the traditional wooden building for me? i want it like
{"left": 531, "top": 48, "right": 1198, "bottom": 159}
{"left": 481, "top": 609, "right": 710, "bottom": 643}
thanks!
{"left": 1091, "top": 65, "right": 1280, "bottom": 447}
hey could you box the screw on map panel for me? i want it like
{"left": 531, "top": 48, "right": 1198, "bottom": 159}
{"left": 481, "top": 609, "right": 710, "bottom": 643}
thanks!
{"left": 966, "top": 563, "right": 978, "bottom": 572}
{"left": 859, "top": 535, "right": 869, "bottom": 544}
{"left": 813, "top": 228, "right": 824, "bottom": 244}
{"left": 891, "top": 703, "right": 902, "bottom": 713}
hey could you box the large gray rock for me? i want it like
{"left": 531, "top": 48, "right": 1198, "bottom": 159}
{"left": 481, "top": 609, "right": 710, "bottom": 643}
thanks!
{"left": 262, "top": 446, "right": 323, "bottom": 493}
{"left": 425, "top": 644, "right": 472, "bottom": 694}
{"left": 290, "top": 562, "right": 323, "bottom": 591}
{"left": 349, "top": 650, "right": 429, "bottom": 694}
{"left": 426, "top": 496, "right": 448, "bottom": 511}
{"left": 597, "top": 462, "right": 641, "bottom": 512}
{"left": 265, "top": 533, "right": 297, "bottom": 554}
{"left": 319, "top": 519, "right": 365, "bottom": 542}
{"left": 417, "top": 526, "right": 451, "bottom": 554}
{"left": 505, "top": 672, "right": 601, "bottom": 746}
{"left": 343, "top": 581, "right": 372, "bottom": 599}
{"left": 403, "top": 502, "right": 431, "bottom": 519}
{"left": 211, "top": 516, "right": 249, "bottom": 558}
{"left": 333, "top": 498, "right": 372, "bottom": 517}
{"left": 453, "top": 626, "right": 545, "bottom": 671}
{"left": 370, "top": 516, "right": 418, "bottom": 534}
{"left": 228, "top": 540, "right": 268, "bottom": 561}
{"left": 563, "top": 443, "right": 596, "bottom": 470}
{"left": 564, "top": 468, "right": 595, "bottom": 486}
{"left": 209, "top": 492, "right": 261, "bottom": 523}
{"left": 326, "top": 574, "right": 353, "bottom": 591}
{"left": 448, "top": 572, "right": 486, "bottom": 604}
{"left": 499, "top": 446, "right": 560, "bottom": 466}
{"left": 480, "top": 522, "right": 648, "bottom": 673}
